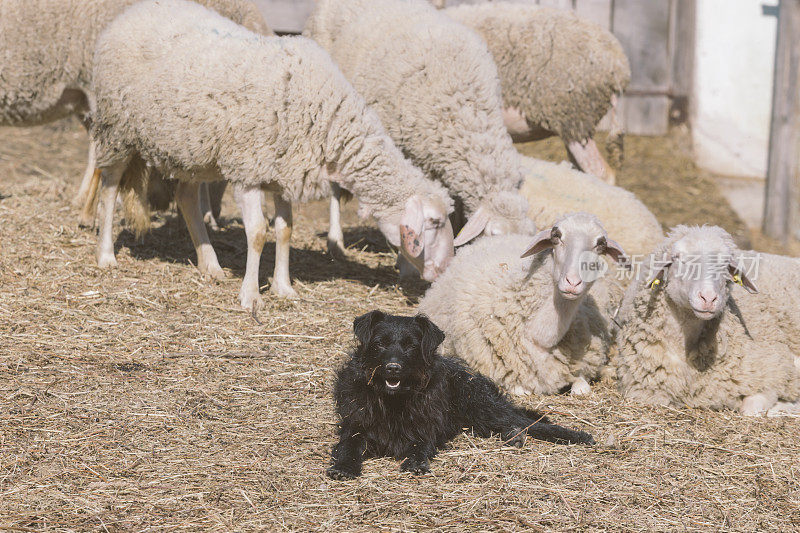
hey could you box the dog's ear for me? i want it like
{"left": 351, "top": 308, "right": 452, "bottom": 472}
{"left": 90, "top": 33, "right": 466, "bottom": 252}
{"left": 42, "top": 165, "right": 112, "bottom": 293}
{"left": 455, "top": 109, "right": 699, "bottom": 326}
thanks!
{"left": 414, "top": 314, "right": 444, "bottom": 365}
{"left": 353, "top": 310, "right": 385, "bottom": 346}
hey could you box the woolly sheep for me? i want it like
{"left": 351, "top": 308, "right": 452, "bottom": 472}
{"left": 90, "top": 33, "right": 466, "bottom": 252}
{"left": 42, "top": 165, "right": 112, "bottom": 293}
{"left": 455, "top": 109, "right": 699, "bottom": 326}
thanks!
{"left": 91, "top": 0, "right": 455, "bottom": 309}
{"left": 615, "top": 225, "right": 800, "bottom": 415}
{"left": 518, "top": 156, "right": 663, "bottom": 257}
{"left": 418, "top": 213, "right": 628, "bottom": 396}
{"left": 442, "top": 2, "right": 630, "bottom": 184}
{"left": 305, "top": 0, "right": 536, "bottom": 255}
{"left": 0, "top": 0, "right": 271, "bottom": 228}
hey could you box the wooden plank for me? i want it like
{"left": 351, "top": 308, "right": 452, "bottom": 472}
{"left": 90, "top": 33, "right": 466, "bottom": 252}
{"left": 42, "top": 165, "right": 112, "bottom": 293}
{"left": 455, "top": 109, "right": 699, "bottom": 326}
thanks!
{"left": 574, "top": 0, "right": 612, "bottom": 29}
{"left": 619, "top": 95, "right": 670, "bottom": 136}
{"left": 763, "top": 0, "right": 800, "bottom": 242}
{"left": 668, "top": 0, "right": 695, "bottom": 124}
{"left": 612, "top": 0, "right": 672, "bottom": 134}
{"left": 251, "top": 0, "right": 314, "bottom": 34}
{"left": 537, "top": 0, "right": 574, "bottom": 9}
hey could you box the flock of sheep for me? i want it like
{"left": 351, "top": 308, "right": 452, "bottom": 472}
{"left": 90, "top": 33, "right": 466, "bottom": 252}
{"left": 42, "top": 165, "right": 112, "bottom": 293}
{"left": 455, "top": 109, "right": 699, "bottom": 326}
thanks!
{"left": 2, "top": 0, "right": 799, "bottom": 418}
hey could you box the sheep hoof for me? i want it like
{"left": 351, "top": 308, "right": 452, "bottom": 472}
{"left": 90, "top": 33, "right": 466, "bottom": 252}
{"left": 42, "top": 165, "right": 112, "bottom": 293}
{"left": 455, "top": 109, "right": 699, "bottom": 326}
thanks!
{"left": 570, "top": 378, "right": 591, "bottom": 396}
{"left": 327, "top": 238, "right": 347, "bottom": 260}
{"left": 201, "top": 264, "right": 226, "bottom": 281}
{"left": 203, "top": 212, "right": 220, "bottom": 232}
{"left": 741, "top": 393, "right": 775, "bottom": 416}
{"left": 96, "top": 253, "right": 117, "bottom": 269}
{"left": 270, "top": 282, "right": 297, "bottom": 299}
{"left": 509, "top": 385, "right": 531, "bottom": 396}
{"left": 239, "top": 291, "right": 264, "bottom": 311}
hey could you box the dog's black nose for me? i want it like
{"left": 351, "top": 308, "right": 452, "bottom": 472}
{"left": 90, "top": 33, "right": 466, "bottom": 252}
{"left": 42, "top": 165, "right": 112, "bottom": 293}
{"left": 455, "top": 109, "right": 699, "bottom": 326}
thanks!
{"left": 385, "top": 362, "right": 402, "bottom": 373}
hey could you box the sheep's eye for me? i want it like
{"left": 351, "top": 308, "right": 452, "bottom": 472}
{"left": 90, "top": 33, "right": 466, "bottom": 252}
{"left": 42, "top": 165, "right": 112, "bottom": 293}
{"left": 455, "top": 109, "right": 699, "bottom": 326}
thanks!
{"left": 425, "top": 217, "right": 443, "bottom": 230}
{"left": 595, "top": 237, "right": 607, "bottom": 250}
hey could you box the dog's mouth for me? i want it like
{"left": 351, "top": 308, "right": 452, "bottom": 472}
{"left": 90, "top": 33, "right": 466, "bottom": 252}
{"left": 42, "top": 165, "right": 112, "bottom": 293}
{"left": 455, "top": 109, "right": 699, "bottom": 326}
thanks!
{"left": 385, "top": 379, "right": 401, "bottom": 391}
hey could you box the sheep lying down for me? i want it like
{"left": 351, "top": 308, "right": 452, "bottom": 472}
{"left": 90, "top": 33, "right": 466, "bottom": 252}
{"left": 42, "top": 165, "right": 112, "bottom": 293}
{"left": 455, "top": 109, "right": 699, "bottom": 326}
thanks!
{"left": 615, "top": 225, "right": 800, "bottom": 416}
{"left": 419, "top": 213, "right": 628, "bottom": 396}
{"left": 91, "top": 0, "right": 455, "bottom": 309}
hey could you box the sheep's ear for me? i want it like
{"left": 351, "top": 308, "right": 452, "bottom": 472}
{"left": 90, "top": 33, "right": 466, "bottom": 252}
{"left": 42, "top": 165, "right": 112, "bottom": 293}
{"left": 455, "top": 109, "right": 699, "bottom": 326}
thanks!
{"left": 415, "top": 314, "right": 444, "bottom": 365}
{"left": 603, "top": 237, "right": 631, "bottom": 269}
{"left": 521, "top": 227, "right": 556, "bottom": 258}
{"left": 645, "top": 260, "right": 672, "bottom": 289}
{"left": 728, "top": 260, "right": 758, "bottom": 294}
{"left": 454, "top": 207, "right": 490, "bottom": 247}
{"left": 353, "top": 310, "right": 385, "bottom": 346}
{"left": 400, "top": 196, "right": 425, "bottom": 258}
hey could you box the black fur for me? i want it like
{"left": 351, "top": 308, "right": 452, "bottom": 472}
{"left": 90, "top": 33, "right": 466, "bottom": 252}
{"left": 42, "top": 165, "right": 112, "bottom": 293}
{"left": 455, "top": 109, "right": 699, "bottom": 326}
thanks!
{"left": 327, "top": 311, "right": 595, "bottom": 479}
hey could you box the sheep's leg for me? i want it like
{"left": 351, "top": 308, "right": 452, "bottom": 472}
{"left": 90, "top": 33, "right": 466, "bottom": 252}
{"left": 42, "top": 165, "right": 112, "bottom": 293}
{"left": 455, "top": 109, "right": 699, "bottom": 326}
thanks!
{"left": 78, "top": 167, "right": 102, "bottom": 228}
{"left": 175, "top": 181, "right": 225, "bottom": 280}
{"left": 570, "top": 376, "right": 592, "bottom": 396}
{"left": 271, "top": 192, "right": 297, "bottom": 298}
{"left": 327, "top": 183, "right": 346, "bottom": 259}
{"left": 233, "top": 184, "right": 267, "bottom": 310}
{"left": 566, "top": 138, "right": 616, "bottom": 185}
{"left": 198, "top": 183, "right": 220, "bottom": 232}
{"left": 741, "top": 391, "right": 778, "bottom": 416}
{"left": 74, "top": 140, "right": 97, "bottom": 207}
{"left": 209, "top": 181, "right": 226, "bottom": 226}
{"left": 95, "top": 159, "right": 128, "bottom": 268}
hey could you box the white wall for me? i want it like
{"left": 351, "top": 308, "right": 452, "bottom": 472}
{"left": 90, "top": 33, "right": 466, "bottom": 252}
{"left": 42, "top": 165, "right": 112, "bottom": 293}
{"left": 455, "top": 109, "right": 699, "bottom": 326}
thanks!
{"left": 692, "top": 0, "right": 778, "bottom": 178}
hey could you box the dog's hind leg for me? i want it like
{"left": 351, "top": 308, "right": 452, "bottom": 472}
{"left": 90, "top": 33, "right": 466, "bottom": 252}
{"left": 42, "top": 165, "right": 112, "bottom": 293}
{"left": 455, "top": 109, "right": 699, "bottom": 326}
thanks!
{"left": 524, "top": 420, "right": 595, "bottom": 445}
{"left": 327, "top": 430, "right": 366, "bottom": 480}
{"left": 400, "top": 441, "right": 436, "bottom": 475}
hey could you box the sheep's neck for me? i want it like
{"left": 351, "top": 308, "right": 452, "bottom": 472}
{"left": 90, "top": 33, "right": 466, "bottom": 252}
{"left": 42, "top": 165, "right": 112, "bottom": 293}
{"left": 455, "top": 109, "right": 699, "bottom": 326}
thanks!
{"left": 526, "top": 288, "right": 585, "bottom": 350}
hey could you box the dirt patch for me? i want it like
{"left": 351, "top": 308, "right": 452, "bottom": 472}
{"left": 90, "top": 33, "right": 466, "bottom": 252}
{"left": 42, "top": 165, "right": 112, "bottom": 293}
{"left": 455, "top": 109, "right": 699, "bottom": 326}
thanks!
{"left": 1, "top": 119, "right": 799, "bottom": 531}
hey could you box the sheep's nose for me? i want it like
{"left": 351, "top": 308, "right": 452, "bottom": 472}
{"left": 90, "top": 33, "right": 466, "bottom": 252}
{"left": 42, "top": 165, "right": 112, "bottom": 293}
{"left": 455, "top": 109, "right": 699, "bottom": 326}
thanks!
{"left": 565, "top": 275, "right": 583, "bottom": 289}
{"left": 385, "top": 362, "right": 402, "bottom": 373}
{"left": 698, "top": 290, "right": 718, "bottom": 306}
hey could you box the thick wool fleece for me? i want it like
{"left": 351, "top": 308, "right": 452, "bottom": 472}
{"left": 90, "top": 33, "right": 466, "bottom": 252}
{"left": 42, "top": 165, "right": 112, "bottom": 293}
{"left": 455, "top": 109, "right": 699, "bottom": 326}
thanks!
{"left": 304, "top": 0, "right": 530, "bottom": 227}
{"left": 418, "top": 234, "right": 617, "bottom": 395}
{"left": 519, "top": 157, "right": 662, "bottom": 257}
{"left": 445, "top": 2, "right": 630, "bottom": 143}
{"left": 615, "top": 228, "right": 800, "bottom": 410}
{"left": 0, "top": 0, "right": 270, "bottom": 128}
{"left": 91, "top": 0, "right": 451, "bottom": 235}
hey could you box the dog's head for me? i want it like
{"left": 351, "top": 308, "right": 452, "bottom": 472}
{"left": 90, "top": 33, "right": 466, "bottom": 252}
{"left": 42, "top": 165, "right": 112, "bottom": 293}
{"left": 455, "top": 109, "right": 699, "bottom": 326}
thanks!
{"left": 352, "top": 311, "right": 445, "bottom": 396}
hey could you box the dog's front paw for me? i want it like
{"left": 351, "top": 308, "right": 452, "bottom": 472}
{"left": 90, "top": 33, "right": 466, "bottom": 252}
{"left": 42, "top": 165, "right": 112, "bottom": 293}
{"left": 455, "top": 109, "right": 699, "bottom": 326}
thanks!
{"left": 400, "top": 457, "right": 430, "bottom": 475}
{"left": 327, "top": 466, "right": 359, "bottom": 480}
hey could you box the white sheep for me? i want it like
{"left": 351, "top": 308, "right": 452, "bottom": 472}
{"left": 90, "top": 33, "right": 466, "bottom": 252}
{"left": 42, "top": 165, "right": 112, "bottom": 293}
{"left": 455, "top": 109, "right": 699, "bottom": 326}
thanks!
{"left": 304, "top": 0, "right": 536, "bottom": 256}
{"left": 442, "top": 2, "right": 630, "bottom": 184}
{"left": 615, "top": 225, "right": 800, "bottom": 415}
{"left": 0, "top": 0, "right": 270, "bottom": 231}
{"left": 91, "top": 0, "right": 455, "bottom": 309}
{"left": 418, "top": 213, "right": 628, "bottom": 396}
{"left": 518, "top": 156, "right": 663, "bottom": 258}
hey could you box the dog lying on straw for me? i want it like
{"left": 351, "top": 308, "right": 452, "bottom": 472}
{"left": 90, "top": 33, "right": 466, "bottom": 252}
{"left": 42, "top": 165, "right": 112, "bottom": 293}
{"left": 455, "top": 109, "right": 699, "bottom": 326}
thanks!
{"left": 327, "top": 311, "right": 594, "bottom": 479}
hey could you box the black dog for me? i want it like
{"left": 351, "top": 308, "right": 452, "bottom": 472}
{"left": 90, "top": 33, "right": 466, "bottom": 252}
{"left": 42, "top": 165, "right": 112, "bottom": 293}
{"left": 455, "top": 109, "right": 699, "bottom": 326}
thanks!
{"left": 327, "top": 311, "right": 594, "bottom": 479}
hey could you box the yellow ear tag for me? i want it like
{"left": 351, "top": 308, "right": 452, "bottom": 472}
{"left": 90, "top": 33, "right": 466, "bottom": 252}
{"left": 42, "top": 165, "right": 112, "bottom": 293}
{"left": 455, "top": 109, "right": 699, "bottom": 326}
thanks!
{"left": 733, "top": 274, "right": 743, "bottom": 286}
{"left": 649, "top": 278, "right": 661, "bottom": 289}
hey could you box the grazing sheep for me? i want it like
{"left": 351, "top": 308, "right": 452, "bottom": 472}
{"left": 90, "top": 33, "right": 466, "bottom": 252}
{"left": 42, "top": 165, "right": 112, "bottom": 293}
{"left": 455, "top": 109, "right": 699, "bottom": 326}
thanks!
{"left": 442, "top": 2, "right": 630, "bottom": 183}
{"left": 305, "top": 0, "right": 536, "bottom": 255}
{"left": 0, "top": 0, "right": 270, "bottom": 227}
{"left": 615, "top": 225, "right": 800, "bottom": 415}
{"left": 419, "top": 213, "right": 628, "bottom": 396}
{"left": 91, "top": 0, "right": 455, "bottom": 309}
{"left": 519, "top": 156, "right": 663, "bottom": 257}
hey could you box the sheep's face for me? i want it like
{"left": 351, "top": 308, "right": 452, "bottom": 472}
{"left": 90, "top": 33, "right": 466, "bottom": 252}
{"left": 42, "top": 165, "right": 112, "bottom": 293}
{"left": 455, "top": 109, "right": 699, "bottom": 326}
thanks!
{"left": 397, "top": 195, "right": 454, "bottom": 281}
{"left": 651, "top": 227, "right": 757, "bottom": 320}
{"left": 521, "top": 213, "right": 628, "bottom": 300}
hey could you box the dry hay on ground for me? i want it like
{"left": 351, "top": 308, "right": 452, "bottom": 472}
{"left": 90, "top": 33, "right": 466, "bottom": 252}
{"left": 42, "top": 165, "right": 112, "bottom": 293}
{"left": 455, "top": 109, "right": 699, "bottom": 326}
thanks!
{"left": 1, "top": 119, "right": 799, "bottom": 531}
